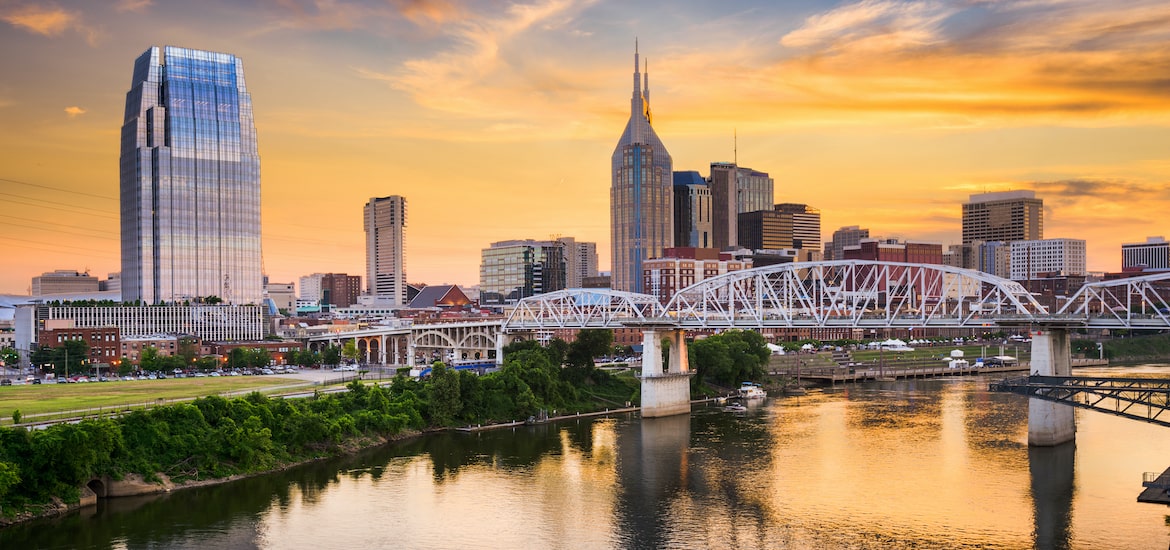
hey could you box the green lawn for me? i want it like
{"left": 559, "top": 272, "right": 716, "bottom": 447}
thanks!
{"left": 0, "top": 377, "right": 312, "bottom": 424}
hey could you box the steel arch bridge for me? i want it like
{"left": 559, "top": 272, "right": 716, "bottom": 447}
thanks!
{"left": 502, "top": 261, "right": 1170, "bottom": 331}
{"left": 504, "top": 288, "right": 665, "bottom": 330}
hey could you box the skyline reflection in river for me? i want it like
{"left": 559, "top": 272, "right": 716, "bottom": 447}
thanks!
{"left": 3, "top": 367, "right": 1170, "bottom": 549}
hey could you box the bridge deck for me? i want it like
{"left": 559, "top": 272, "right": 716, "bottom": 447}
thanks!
{"left": 989, "top": 375, "right": 1170, "bottom": 427}
{"left": 773, "top": 363, "right": 1028, "bottom": 383}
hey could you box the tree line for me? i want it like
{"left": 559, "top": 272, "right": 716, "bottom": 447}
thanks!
{"left": 0, "top": 328, "right": 773, "bottom": 519}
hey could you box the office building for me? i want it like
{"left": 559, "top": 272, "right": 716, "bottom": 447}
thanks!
{"left": 673, "top": 171, "right": 712, "bottom": 249}
{"left": 709, "top": 163, "right": 774, "bottom": 250}
{"left": 611, "top": 44, "right": 673, "bottom": 293}
{"left": 738, "top": 204, "right": 821, "bottom": 256}
{"left": 1010, "top": 239, "right": 1087, "bottom": 280}
{"left": 320, "top": 273, "right": 362, "bottom": 308}
{"left": 827, "top": 226, "right": 870, "bottom": 261}
{"left": 773, "top": 204, "right": 821, "bottom": 253}
{"left": 17, "top": 303, "right": 265, "bottom": 344}
{"left": 264, "top": 282, "right": 296, "bottom": 313}
{"left": 843, "top": 239, "right": 943, "bottom": 264}
{"left": 961, "top": 191, "right": 1043, "bottom": 245}
{"left": 480, "top": 240, "right": 567, "bottom": 305}
{"left": 556, "top": 237, "right": 599, "bottom": 288}
{"left": 364, "top": 195, "right": 407, "bottom": 305}
{"left": 1122, "top": 237, "right": 1170, "bottom": 271}
{"left": 120, "top": 46, "right": 262, "bottom": 305}
{"left": 643, "top": 248, "right": 750, "bottom": 304}
{"left": 298, "top": 273, "right": 324, "bottom": 302}
{"left": 31, "top": 270, "right": 99, "bottom": 296}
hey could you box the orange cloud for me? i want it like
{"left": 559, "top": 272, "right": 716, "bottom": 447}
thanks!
{"left": 115, "top": 0, "right": 153, "bottom": 12}
{"left": 63, "top": 106, "right": 86, "bottom": 117}
{"left": 0, "top": 2, "right": 102, "bottom": 45}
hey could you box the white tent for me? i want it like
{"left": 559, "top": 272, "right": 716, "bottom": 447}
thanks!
{"left": 766, "top": 343, "right": 786, "bottom": 355}
{"left": 800, "top": 343, "right": 815, "bottom": 351}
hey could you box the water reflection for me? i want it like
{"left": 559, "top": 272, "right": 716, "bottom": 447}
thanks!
{"left": 5, "top": 372, "right": 1170, "bottom": 549}
{"left": 1030, "top": 442, "right": 1075, "bottom": 550}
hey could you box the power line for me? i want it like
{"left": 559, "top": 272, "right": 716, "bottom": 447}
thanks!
{"left": 0, "top": 177, "right": 117, "bottom": 201}
{"left": 0, "top": 193, "right": 119, "bottom": 220}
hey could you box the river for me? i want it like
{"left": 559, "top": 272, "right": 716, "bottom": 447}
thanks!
{"left": 4, "top": 364, "right": 1170, "bottom": 549}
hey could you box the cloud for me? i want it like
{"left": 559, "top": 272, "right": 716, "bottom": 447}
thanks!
{"left": 668, "top": 0, "right": 1170, "bottom": 129}
{"left": 366, "top": 0, "right": 605, "bottom": 138}
{"left": 780, "top": 0, "right": 955, "bottom": 52}
{"left": 0, "top": 2, "right": 103, "bottom": 45}
{"left": 64, "top": 106, "right": 86, "bottom": 117}
{"left": 116, "top": 0, "right": 153, "bottom": 12}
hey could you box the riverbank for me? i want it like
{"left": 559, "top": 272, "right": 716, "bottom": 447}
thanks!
{"left": 0, "top": 427, "right": 425, "bottom": 529}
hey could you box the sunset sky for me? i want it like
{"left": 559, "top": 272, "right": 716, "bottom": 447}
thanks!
{"left": 2, "top": 0, "right": 1169, "bottom": 296}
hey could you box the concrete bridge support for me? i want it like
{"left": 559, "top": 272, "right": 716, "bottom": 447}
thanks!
{"left": 640, "top": 328, "right": 693, "bottom": 418}
{"left": 1028, "top": 328, "right": 1076, "bottom": 446}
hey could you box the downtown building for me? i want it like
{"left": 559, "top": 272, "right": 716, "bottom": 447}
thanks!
{"left": 479, "top": 239, "right": 567, "bottom": 305}
{"left": 1122, "top": 237, "right": 1170, "bottom": 272}
{"left": 364, "top": 195, "right": 407, "bottom": 305}
{"left": 611, "top": 45, "right": 673, "bottom": 293}
{"left": 825, "top": 226, "right": 870, "bottom": 261}
{"left": 961, "top": 191, "right": 1043, "bottom": 244}
{"left": 555, "top": 237, "right": 600, "bottom": 288}
{"left": 120, "top": 46, "right": 263, "bottom": 305}
{"left": 673, "top": 171, "right": 713, "bottom": 249}
{"left": 1010, "top": 238, "right": 1087, "bottom": 280}
{"left": 709, "top": 163, "right": 774, "bottom": 250}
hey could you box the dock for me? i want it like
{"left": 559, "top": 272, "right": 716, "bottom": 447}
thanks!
{"left": 1139, "top": 467, "right": 1170, "bottom": 505}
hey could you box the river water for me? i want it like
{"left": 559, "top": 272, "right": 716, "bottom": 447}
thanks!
{"left": 4, "top": 365, "right": 1170, "bottom": 549}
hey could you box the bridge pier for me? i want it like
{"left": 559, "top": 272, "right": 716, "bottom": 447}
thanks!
{"left": 1028, "top": 328, "right": 1076, "bottom": 446}
{"left": 640, "top": 328, "right": 693, "bottom": 418}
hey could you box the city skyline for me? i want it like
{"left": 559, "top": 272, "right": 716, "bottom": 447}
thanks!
{"left": 3, "top": 1, "right": 1170, "bottom": 295}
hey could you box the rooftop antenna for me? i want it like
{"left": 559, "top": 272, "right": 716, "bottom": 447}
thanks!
{"left": 734, "top": 128, "right": 738, "bottom": 168}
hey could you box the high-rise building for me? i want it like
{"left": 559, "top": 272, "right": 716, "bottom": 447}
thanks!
{"left": 961, "top": 191, "right": 1043, "bottom": 245}
{"left": 556, "top": 237, "right": 599, "bottom": 288}
{"left": 120, "top": 46, "right": 262, "bottom": 305}
{"left": 480, "top": 240, "right": 567, "bottom": 305}
{"left": 1122, "top": 237, "right": 1170, "bottom": 272}
{"left": 1010, "top": 238, "right": 1087, "bottom": 280}
{"left": 827, "top": 226, "right": 870, "bottom": 261}
{"left": 709, "top": 163, "right": 774, "bottom": 250}
{"left": 364, "top": 196, "right": 407, "bottom": 305}
{"left": 673, "top": 171, "right": 712, "bottom": 249}
{"left": 611, "top": 44, "right": 673, "bottom": 293}
{"left": 773, "top": 203, "right": 821, "bottom": 253}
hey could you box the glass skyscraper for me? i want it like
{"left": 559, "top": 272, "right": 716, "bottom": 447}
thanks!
{"left": 611, "top": 44, "right": 673, "bottom": 293}
{"left": 120, "top": 46, "right": 262, "bottom": 305}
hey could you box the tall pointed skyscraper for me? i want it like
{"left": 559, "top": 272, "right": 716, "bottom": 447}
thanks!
{"left": 120, "top": 46, "right": 263, "bottom": 305}
{"left": 611, "top": 42, "right": 673, "bottom": 293}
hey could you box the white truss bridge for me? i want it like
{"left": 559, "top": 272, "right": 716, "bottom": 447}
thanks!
{"left": 504, "top": 261, "right": 1170, "bottom": 331}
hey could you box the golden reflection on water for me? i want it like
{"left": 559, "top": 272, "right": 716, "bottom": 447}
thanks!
{"left": 55, "top": 368, "right": 1166, "bottom": 550}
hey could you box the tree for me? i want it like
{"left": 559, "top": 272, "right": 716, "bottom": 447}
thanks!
{"left": 342, "top": 341, "right": 361, "bottom": 364}
{"left": 139, "top": 347, "right": 161, "bottom": 372}
{"left": 322, "top": 345, "right": 341, "bottom": 366}
{"left": 426, "top": 363, "right": 462, "bottom": 426}
{"left": 0, "top": 347, "right": 20, "bottom": 368}
{"left": 177, "top": 336, "right": 199, "bottom": 365}
{"left": 567, "top": 329, "right": 613, "bottom": 368}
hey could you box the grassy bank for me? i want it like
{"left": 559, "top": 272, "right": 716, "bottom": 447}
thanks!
{"left": 1095, "top": 333, "right": 1170, "bottom": 362}
{"left": 0, "top": 378, "right": 312, "bottom": 425}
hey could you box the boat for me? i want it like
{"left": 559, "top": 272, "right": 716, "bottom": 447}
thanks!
{"left": 738, "top": 382, "right": 767, "bottom": 400}
{"left": 723, "top": 403, "right": 748, "bottom": 413}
